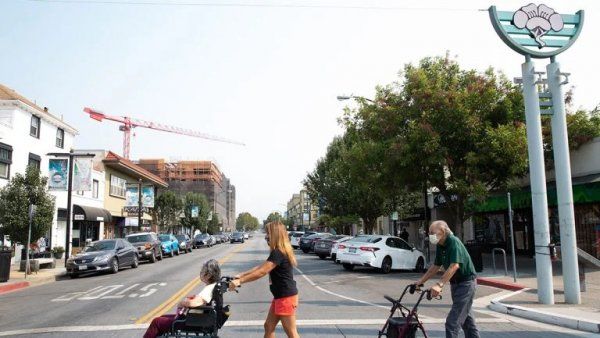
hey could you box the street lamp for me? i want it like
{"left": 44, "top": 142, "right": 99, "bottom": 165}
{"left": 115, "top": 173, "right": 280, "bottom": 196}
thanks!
{"left": 336, "top": 94, "right": 375, "bottom": 103}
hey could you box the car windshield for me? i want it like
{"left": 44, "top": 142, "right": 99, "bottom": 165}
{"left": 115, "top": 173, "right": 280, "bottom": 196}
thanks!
{"left": 233, "top": 232, "right": 243, "bottom": 238}
{"left": 83, "top": 241, "right": 116, "bottom": 252}
{"left": 158, "top": 235, "right": 171, "bottom": 241}
{"left": 126, "top": 234, "right": 152, "bottom": 243}
{"left": 307, "top": 233, "right": 328, "bottom": 239}
{"left": 175, "top": 235, "right": 186, "bottom": 241}
{"left": 346, "top": 236, "right": 382, "bottom": 243}
{"left": 302, "top": 232, "right": 316, "bottom": 237}
{"left": 292, "top": 233, "right": 304, "bottom": 237}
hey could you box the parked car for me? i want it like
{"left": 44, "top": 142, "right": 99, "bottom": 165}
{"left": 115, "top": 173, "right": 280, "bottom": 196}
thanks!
{"left": 230, "top": 232, "right": 245, "bottom": 244}
{"left": 126, "top": 232, "right": 163, "bottom": 263}
{"left": 243, "top": 232, "right": 249, "bottom": 240}
{"left": 314, "top": 235, "right": 352, "bottom": 260}
{"left": 330, "top": 236, "right": 353, "bottom": 262}
{"left": 193, "top": 233, "right": 214, "bottom": 248}
{"left": 299, "top": 233, "right": 332, "bottom": 253}
{"left": 66, "top": 239, "right": 138, "bottom": 278}
{"left": 289, "top": 232, "right": 305, "bottom": 249}
{"left": 158, "top": 234, "right": 180, "bottom": 257}
{"left": 336, "top": 235, "right": 425, "bottom": 274}
{"left": 175, "top": 234, "right": 193, "bottom": 253}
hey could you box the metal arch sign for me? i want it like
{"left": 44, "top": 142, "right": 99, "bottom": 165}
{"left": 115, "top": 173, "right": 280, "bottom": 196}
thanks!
{"left": 489, "top": 4, "right": 584, "bottom": 58}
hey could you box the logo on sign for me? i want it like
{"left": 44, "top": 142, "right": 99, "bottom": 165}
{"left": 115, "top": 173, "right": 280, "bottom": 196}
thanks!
{"left": 513, "top": 3, "right": 564, "bottom": 47}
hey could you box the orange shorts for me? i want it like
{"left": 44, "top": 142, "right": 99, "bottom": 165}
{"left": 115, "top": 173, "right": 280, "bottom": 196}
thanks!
{"left": 270, "top": 295, "right": 298, "bottom": 316}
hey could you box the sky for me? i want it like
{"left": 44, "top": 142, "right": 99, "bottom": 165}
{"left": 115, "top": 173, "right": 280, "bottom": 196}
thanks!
{"left": 1, "top": 0, "right": 599, "bottom": 220}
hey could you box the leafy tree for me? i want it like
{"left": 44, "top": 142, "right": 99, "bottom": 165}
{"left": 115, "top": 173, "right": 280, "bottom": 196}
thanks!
{"left": 0, "top": 166, "right": 55, "bottom": 246}
{"left": 180, "top": 192, "right": 210, "bottom": 233}
{"left": 264, "top": 212, "right": 285, "bottom": 225}
{"left": 153, "top": 190, "right": 183, "bottom": 233}
{"left": 342, "top": 55, "right": 530, "bottom": 238}
{"left": 207, "top": 213, "right": 220, "bottom": 234}
{"left": 236, "top": 212, "right": 259, "bottom": 231}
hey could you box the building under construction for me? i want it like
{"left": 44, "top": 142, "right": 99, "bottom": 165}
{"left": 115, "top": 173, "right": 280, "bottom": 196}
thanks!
{"left": 137, "top": 159, "right": 236, "bottom": 231}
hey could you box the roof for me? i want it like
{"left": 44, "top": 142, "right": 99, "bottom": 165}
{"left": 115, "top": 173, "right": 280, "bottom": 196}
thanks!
{"left": 0, "top": 83, "right": 78, "bottom": 134}
{"left": 103, "top": 151, "right": 168, "bottom": 188}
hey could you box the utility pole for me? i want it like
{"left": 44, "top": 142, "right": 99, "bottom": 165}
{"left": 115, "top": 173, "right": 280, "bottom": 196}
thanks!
{"left": 25, "top": 205, "right": 36, "bottom": 279}
{"left": 138, "top": 178, "right": 143, "bottom": 231}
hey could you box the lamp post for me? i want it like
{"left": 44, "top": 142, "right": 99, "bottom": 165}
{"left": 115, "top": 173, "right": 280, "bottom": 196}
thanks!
{"left": 47, "top": 151, "right": 95, "bottom": 265}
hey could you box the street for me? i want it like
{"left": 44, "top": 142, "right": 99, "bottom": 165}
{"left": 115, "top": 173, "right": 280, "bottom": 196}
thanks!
{"left": 0, "top": 236, "right": 596, "bottom": 338}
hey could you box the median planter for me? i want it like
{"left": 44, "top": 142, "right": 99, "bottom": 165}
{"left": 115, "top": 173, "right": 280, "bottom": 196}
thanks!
{"left": 52, "top": 246, "right": 65, "bottom": 260}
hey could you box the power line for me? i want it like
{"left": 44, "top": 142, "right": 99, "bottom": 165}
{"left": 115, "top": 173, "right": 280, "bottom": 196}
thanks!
{"left": 22, "top": 0, "right": 481, "bottom": 12}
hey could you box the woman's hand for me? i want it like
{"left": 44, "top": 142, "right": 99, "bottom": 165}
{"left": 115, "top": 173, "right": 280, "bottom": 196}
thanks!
{"left": 234, "top": 274, "right": 241, "bottom": 279}
{"left": 229, "top": 278, "right": 241, "bottom": 291}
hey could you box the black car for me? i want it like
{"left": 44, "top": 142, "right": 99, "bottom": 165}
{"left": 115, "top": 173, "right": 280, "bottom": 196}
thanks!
{"left": 66, "top": 239, "right": 138, "bottom": 278}
{"left": 314, "top": 235, "right": 348, "bottom": 259}
{"left": 126, "top": 232, "right": 163, "bottom": 263}
{"left": 299, "top": 233, "right": 331, "bottom": 253}
{"left": 175, "top": 234, "right": 193, "bottom": 253}
{"left": 193, "top": 233, "right": 214, "bottom": 248}
{"left": 230, "top": 232, "right": 245, "bottom": 244}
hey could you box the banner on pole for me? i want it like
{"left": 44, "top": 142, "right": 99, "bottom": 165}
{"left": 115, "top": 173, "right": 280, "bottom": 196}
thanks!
{"left": 126, "top": 186, "right": 155, "bottom": 208}
{"left": 142, "top": 186, "right": 154, "bottom": 208}
{"left": 191, "top": 206, "right": 199, "bottom": 218}
{"left": 73, "top": 158, "right": 92, "bottom": 191}
{"left": 48, "top": 159, "right": 68, "bottom": 190}
{"left": 126, "top": 187, "right": 138, "bottom": 207}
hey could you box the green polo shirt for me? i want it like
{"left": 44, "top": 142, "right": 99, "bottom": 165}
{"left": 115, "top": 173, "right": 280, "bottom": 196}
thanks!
{"left": 434, "top": 234, "right": 476, "bottom": 283}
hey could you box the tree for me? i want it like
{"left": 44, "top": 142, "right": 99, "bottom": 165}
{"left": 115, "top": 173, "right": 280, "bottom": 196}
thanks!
{"left": 236, "top": 212, "right": 259, "bottom": 231}
{"left": 264, "top": 212, "right": 285, "bottom": 226}
{"left": 153, "top": 190, "right": 183, "bottom": 233}
{"left": 342, "top": 55, "right": 530, "bottom": 238}
{"left": 207, "top": 213, "right": 220, "bottom": 234}
{"left": 180, "top": 192, "right": 210, "bottom": 233}
{"left": 0, "top": 166, "right": 55, "bottom": 246}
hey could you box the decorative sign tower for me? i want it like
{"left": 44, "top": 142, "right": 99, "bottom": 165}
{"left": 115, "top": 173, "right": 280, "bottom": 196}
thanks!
{"left": 489, "top": 4, "right": 584, "bottom": 305}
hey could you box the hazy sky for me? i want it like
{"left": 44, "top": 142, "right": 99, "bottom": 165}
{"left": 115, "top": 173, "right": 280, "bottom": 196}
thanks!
{"left": 1, "top": 0, "right": 598, "bottom": 220}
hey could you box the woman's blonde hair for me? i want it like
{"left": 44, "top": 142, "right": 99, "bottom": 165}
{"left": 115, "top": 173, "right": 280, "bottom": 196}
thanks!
{"left": 266, "top": 221, "right": 297, "bottom": 267}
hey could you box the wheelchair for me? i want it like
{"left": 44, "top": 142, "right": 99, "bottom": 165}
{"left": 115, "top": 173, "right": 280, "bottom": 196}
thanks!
{"left": 158, "top": 276, "right": 236, "bottom": 338}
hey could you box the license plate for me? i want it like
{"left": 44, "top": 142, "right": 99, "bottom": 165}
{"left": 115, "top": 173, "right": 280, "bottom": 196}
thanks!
{"left": 349, "top": 247, "right": 356, "bottom": 253}
{"left": 320, "top": 243, "right": 326, "bottom": 247}
{"left": 78, "top": 265, "right": 88, "bottom": 271}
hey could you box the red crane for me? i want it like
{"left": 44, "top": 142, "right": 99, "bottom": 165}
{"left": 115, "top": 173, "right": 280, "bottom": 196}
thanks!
{"left": 83, "top": 107, "right": 245, "bottom": 159}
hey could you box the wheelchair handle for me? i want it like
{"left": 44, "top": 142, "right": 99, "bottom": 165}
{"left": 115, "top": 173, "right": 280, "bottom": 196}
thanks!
{"left": 409, "top": 283, "right": 424, "bottom": 294}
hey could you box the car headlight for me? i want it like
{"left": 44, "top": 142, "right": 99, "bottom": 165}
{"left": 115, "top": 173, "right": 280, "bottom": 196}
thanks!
{"left": 93, "top": 255, "right": 110, "bottom": 262}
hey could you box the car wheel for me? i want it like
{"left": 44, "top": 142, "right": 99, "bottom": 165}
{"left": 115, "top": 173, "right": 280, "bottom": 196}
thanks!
{"left": 131, "top": 255, "right": 139, "bottom": 268}
{"left": 381, "top": 256, "right": 392, "bottom": 274}
{"left": 318, "top": 255, "right": 327, "bottom": 260}
{"left": 69, "top": 273, "right": 79, "bottom": 279}
{"left": 414, "top": 257, "right": 425, "bottom": 273}
{"left": 175, "top": 249, "right": 180, "bottom": 256}
{"left": 157, "top": 250, "right": 163, "bottom": 261}
{"left": 342, "top": 263, "right": 355, "bottom": 271}
{"left": 301, "top": 249, "right": 309, "bottom": 254}
{"left": 150, "top": 252, "right": 157, "bottom": 263}
{"left": 331, "top": 254, "right": 336, "bottom": 262}
{"left": 110, "top": 258, "right": 119, "bottom": 274}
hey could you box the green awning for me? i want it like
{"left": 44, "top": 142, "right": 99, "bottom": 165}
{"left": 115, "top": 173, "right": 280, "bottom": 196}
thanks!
{"left": 474, "top": 181, "right": 600, "bottom": 213}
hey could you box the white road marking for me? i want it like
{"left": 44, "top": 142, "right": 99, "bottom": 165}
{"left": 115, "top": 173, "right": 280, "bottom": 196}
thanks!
{"left": 51, "top": 283, "right": 167, "bottom": 302}
{"left": 78, "top": 285, "right": 123, "bottom": 300}
{"left": 102, "top": 284, "right": 140, "bottom": 299}
{"left": 51, "top": 286, "right": 104, "bottom": 302}
{"left": 0, "top": 318, "right": 514, "bottom": 336}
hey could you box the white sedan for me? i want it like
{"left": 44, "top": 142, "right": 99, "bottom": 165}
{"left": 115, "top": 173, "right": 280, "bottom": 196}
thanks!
{"left": 330, "top": 236, "right": 353, "bottom": 262}
{"left": 337, "top": 235, "right": 425, "bottom": 274}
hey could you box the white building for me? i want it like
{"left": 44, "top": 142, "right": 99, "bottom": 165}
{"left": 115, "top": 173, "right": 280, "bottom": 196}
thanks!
{"left": 0, "top": 84, "right": 98, "bottom": 257}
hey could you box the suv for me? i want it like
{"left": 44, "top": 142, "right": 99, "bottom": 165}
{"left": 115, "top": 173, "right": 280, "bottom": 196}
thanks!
{"left": 126, "top": 232, "right": 162, "bottom": 263}
{"left": 175, "top": 234, "right": 193, "bottom": 253}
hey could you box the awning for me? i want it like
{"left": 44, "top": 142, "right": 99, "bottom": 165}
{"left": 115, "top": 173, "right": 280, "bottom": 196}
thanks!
{"left": 73, "top": 204, "right": 112, "bottom": 223}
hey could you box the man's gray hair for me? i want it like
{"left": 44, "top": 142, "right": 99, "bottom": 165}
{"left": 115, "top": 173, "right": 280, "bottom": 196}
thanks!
{"left": 431, "top": 220, "right": 454, "bottom": 235}
{"left": 200, "top": 259, "right": 221, "bottom": 284}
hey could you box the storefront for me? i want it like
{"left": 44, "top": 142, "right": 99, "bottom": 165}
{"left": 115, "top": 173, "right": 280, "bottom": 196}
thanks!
{"left": 72, "top": 204, "right": 112, "bottom": 248}
{"left": 473, "top": 178, "right": 600, "bottom": 258}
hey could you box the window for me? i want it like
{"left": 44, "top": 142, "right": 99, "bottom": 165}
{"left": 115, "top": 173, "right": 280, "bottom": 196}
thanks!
{"left": 56, "top": 128, "right": 64, "bottom": 148}
{"left": 0, "top": 143, "right": 12, "bottom": 179}
{"left": 30, "top": 115, "right": 40, "bottom": 138}
{"left": 92, "top": 180, "right": 99, "bottom": 199}
{"left": 28, "top": 153, "right": 41, "bottom": 170}
{"left": 77, "top": 191, "right": 84, "bottom": 196}
{"left": 110, "top": 174, "right": 127, "bottom": 198}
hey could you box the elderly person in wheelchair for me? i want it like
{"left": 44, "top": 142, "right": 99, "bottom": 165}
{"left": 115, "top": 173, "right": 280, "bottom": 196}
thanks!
{"left": 144, "top": 259, "right": 232, "bottom": 338}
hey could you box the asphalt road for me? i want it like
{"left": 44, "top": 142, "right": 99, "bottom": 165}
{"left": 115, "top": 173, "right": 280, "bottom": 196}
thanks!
{"left": 0, "top": 236, "right": 597, "bottom": 337}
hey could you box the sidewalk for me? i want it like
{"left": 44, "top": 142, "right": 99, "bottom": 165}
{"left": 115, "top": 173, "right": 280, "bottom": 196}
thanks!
{"left": 0, "top": 259, "right": 66, "bottom": 294}
{"left": 477, "top": 253, "right": 600, "bottom": 333}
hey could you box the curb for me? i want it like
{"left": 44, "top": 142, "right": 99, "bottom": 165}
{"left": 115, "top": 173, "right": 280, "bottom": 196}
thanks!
{"left": 477, "top": 277, "right": 526, "bottom": 291}
{"left": 489, "top": 289, "right": 600, "bottom": 333}
{"left": 0, "top": 281, "right": 30, "bottom": 295}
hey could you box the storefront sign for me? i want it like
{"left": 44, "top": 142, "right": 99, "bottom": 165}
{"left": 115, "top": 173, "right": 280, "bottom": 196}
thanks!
{"left": 74, "top": 214, "right": 85, "bottom": 221}
{"left": 48, "top": 159, "right": 68, "bottom": 190}
{"left": 73, "top": 158, "right": 92, "bottom": 191}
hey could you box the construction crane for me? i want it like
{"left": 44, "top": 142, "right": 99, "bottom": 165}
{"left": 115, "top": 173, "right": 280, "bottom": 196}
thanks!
{"left": 83, "top": 107, "right": 245, "bottom": 159}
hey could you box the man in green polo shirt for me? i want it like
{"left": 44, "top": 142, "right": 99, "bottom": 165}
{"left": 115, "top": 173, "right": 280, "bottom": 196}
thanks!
{"left": 415, "top": 220, "right": 479, "bottom": 338}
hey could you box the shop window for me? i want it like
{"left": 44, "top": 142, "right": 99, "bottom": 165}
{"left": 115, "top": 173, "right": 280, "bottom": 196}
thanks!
{"left": 30, "top": 115, "right": 40, "bottom": 138}
{"left": 0, "top": 143, "right": 12, "bottom": 179}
